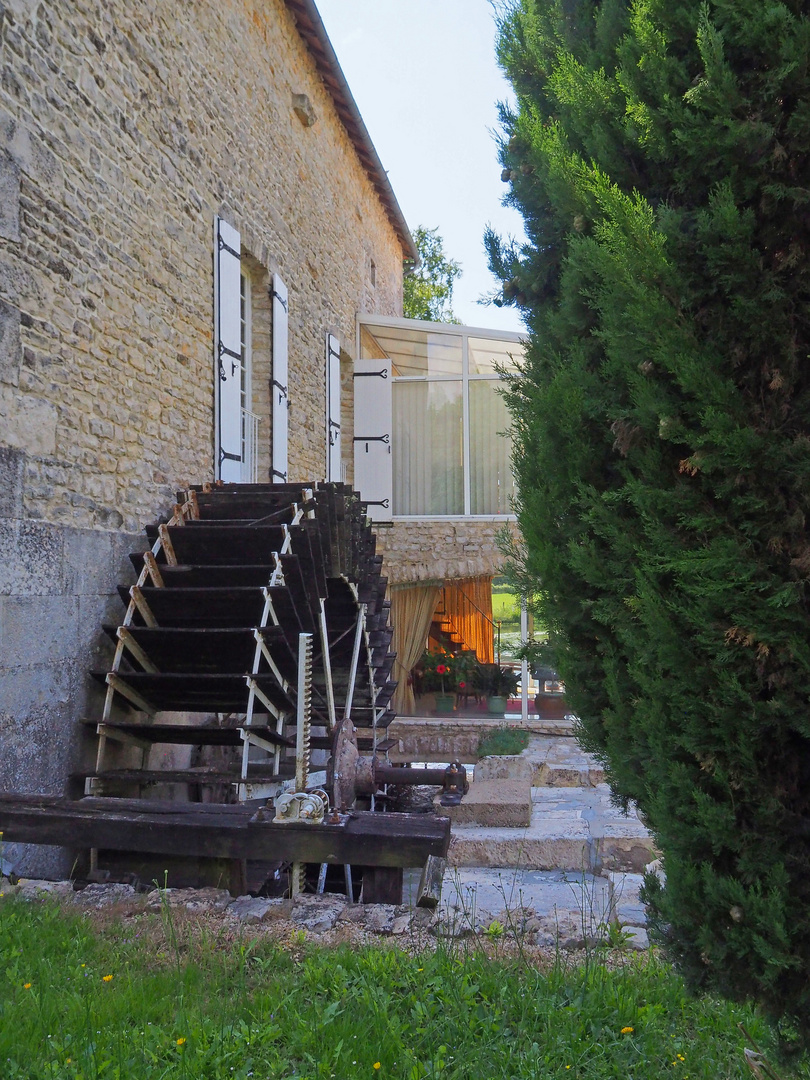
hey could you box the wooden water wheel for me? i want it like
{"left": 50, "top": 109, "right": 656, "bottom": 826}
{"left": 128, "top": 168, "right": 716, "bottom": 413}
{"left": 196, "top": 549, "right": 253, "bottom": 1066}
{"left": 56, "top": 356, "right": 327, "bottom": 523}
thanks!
{"left": 0, "top": 482, "right": 449, "bottom": 900}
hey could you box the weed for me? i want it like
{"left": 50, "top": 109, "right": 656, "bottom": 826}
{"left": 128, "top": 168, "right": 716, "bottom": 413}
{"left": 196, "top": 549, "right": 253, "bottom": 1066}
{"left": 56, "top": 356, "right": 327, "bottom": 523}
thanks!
{"left": 477, "top": 727, "right": 530, "bottom": 757}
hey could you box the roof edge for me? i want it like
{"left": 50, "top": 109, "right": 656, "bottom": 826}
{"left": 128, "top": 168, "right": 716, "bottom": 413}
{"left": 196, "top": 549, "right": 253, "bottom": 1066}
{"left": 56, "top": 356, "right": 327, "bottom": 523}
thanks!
{"left": 284, "top": 0, "right": 418, "bottom": 263}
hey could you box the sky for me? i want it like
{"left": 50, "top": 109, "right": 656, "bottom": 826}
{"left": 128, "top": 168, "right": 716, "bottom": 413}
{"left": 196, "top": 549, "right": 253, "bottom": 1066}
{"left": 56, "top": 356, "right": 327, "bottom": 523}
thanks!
{"left": 316, "top": 0, "right": 527, "bottom": 335}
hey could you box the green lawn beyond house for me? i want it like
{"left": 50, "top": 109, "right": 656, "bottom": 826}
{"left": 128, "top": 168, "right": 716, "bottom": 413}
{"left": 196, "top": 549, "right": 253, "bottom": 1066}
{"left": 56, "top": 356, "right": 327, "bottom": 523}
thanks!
{"left": 2, "top": 898, "right": 807, "bottom": 1080}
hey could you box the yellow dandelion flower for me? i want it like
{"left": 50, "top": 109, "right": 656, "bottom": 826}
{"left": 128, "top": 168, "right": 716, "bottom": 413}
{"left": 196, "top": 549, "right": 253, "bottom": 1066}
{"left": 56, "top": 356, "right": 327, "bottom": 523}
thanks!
{"left": 23, "top": 982, "right": 32, "bottom": 990}
{"left": 621, "top": 1026, "right": 634, "bottom": 1034}
{"left": 373, "top": 1065, "right": 381, "bottom": 1071}
{"left": 678, "top": 1054, "right": 685, "bottom": 1061}
{"left": 102, "top": 974, "right": 113, "bottom": 982}
{"left": 176, "top": 1037, "right": 186, "bottom": 1046}
{"left": 66, "top": 1059, "right": 71, "bottom": 1065}
{"left": 81, "top": 964, "right": 85, "bottom": 968}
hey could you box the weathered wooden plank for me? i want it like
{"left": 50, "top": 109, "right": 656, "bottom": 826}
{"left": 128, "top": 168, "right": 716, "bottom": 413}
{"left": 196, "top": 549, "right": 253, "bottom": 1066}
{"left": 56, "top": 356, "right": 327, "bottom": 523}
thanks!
{"left": 80, "top": 766, "right": 292, "bottom": 785}
{"left": 0, "top": 796, "right": 451, "bottom": 867}
{"left": 361, "top": 866, "right": 403, "bottom": 904}
{"left": 417, "top": 855, "right": 447, "bottom": 909}
{"left": 245, "top": 811, "right": 451, "bottom": 867}
{"left": 96, "top": 722, "right": 293, "bottom": 748}
{"left": 108, "top": 671, "right": 293, "bottom": 712}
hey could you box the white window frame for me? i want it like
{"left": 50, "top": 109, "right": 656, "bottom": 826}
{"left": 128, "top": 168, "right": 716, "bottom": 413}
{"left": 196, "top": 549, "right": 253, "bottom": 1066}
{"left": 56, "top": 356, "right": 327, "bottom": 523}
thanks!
{"left": 356, "top": 314, "right": 524, "bottom": 520}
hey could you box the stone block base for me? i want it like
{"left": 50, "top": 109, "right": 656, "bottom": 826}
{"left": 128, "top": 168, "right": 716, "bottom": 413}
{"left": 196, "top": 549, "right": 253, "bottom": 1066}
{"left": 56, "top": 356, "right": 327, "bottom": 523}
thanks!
{"left": 434, "top": 780, "right": 532, "bottom": 827}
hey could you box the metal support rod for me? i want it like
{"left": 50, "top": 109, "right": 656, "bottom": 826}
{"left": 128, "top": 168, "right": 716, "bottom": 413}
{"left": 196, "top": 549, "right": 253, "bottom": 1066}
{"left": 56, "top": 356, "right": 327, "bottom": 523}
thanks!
{"left": 343, "top": 606, "right": 366, "bottom": 720}
{"left": 318, "top": 600, "right": 337, "bottom": 731}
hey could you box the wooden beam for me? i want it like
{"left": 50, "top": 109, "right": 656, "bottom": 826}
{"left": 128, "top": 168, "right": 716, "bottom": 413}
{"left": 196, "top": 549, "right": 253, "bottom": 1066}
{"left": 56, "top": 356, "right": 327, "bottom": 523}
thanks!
{"left": 361, "top": 866, "right": 403, "bottom": 905}
{"left": 129, "top": 586, "right": 157, "bottom": 627}
{"left": 106, "top": 672, "right": 157, "bottom": 715}
{"left": 158, "top": 523, "right": 177, "bottom": 565}
{"left": 417, "top": 855, "right": 447, "bottom": 910}
{"left": 117, "top": 628, "right": 159, "bottom": 673}
{"left": 0, "top": 795, "right": 451, "bottom": 867}
{"left": 143, "top": 551, "right": 165, "bottom": 588}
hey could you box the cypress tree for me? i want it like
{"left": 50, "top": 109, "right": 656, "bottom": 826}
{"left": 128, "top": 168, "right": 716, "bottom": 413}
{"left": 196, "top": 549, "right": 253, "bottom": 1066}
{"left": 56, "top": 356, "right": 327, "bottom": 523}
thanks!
{"left": 490, "top": 0, "right": 810, "bottom": 1042}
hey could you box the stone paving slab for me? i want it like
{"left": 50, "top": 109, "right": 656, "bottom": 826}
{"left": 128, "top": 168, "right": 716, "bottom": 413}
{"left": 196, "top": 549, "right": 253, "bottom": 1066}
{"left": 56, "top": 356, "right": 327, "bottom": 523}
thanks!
{"left": 607, "top": 871, "right": 648, "bottom": 927}
{"left": 437, "top": 867, "right": 616, "bottom": 946}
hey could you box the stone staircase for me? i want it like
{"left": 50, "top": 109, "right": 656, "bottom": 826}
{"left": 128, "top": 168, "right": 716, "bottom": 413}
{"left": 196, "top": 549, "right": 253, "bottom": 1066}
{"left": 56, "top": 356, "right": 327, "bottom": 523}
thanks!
{"left": 399, "top": 727, "right": 659, "bottom": 948}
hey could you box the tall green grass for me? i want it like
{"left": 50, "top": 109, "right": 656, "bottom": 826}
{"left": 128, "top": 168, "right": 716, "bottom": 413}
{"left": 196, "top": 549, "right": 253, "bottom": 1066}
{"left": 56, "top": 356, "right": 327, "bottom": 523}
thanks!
{"left": 1, "top": 898, "right": 806, "bottom": 1079}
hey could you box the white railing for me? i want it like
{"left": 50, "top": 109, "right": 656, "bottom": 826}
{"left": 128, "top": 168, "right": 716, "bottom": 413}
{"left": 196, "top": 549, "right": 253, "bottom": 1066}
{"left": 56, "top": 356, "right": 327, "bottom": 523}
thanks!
{"left": 241, "top": 408, "right": 260, "bottom": 483}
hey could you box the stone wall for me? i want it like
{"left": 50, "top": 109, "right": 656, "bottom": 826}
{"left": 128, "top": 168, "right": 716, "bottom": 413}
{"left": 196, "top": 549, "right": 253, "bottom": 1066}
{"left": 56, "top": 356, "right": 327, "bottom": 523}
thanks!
{"left": 0, "top": 447, "right": 140, "bottom": 875}
{"left": 0, "top": 0, "right": 406, "bottom": 874}
{"left": 376, "top": 519, "right": 518, "bottom": 586}
{"left": 0, "top": 0, "right": 403, "bottom": 529}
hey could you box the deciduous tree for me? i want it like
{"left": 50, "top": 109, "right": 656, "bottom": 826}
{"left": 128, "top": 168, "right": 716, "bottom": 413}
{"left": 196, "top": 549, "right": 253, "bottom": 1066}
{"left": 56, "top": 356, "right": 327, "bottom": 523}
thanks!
{"left": 404, "top": 225, "right": 461, "bottom": 322}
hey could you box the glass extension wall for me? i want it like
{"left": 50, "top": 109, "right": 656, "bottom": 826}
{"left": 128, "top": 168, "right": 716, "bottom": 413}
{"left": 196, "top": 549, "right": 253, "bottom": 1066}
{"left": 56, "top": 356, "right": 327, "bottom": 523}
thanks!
{"left": 358, "top": 317, "right": 524, "bottom": 517}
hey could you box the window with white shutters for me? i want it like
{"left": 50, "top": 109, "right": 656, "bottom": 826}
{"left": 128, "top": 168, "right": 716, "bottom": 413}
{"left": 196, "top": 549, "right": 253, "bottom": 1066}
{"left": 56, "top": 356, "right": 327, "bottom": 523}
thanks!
{"left": 271, "top": 273, "right": 289, "bottom": 482}
{"left": 214, "top": 217, "right": 243, "bottom": 482}
{"left": 353, "top": 357, "right": 392, "bottom": 521}
{"left": 326, "top": 333, "right": 341, "bottom": 482}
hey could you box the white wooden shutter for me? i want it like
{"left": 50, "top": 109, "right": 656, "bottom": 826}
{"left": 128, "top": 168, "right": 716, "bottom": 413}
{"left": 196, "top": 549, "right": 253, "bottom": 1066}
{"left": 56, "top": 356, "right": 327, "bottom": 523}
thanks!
{"left": 353, "top": 358, "right": 392, "bottom": 520}
{"left": 214, "top": 217, "right": 242, "bottom": 482}
{"left": 271, "top": 273, "right": 289, "bottom": 482}
{"left": 326, "top": 333, "right": 341, "bottom": 482}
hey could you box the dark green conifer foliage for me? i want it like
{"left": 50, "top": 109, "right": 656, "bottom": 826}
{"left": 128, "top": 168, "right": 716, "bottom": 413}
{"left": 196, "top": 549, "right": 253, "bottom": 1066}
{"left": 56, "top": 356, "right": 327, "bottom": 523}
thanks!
{"left": 491, "top": 0, "right": 810, "bottom": 1042}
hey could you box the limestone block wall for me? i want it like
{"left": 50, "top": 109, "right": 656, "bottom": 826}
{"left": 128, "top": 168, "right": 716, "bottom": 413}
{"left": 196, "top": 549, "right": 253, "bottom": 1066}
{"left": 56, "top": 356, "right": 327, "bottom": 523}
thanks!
{"left": 0, "top": 0, "right": 406, "bottom": 874}
{"left": 0, "top": 0, "right": 403, "bottom": 530}
{"left": 376, "top": 519, "right": 518, "bottom": 586}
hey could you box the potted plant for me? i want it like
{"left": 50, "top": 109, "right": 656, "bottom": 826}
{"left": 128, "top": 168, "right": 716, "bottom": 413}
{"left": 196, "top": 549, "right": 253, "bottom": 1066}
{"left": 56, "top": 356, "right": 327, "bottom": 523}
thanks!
{"left": 419, "top": 651, "right": 456, "bottom": 713}
{"left": 482, "top": 664, "right": 520, "bottom": 715}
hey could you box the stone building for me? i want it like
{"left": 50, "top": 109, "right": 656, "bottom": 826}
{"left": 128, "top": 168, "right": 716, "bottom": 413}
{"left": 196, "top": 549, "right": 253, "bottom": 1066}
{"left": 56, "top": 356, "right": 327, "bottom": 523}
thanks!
{"left": 0, "top": 0, "right": 518, "bottom": 875}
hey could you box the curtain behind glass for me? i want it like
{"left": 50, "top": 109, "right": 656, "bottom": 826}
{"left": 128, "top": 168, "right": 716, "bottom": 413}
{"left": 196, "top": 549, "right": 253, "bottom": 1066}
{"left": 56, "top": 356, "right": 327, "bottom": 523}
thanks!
{"left": 441, "top": 576, "right": 495, "bottom": 664}
{"left": 469, "top": 380, "right": 515, "bottom": 514}
{"left": 393, "top": 381, "right": 463, "bottom": 514}
{"left": 391, "top": 583, "right": 443, "bottom": 714}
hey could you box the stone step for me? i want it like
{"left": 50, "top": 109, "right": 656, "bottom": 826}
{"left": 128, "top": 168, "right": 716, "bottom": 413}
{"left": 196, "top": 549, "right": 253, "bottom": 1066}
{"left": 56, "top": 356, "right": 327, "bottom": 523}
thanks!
{"left": 473, "top": 735, "right": 605, "bottom": 787}
{"left": 434, "top": 779, "right": 533, "bottom": 827}
{"left": 447, "top": 785, "right": 656, "bottom": 874}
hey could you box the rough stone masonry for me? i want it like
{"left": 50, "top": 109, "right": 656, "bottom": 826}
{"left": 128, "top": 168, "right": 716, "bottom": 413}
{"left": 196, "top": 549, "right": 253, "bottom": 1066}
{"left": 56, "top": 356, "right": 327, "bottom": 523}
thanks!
{"left": 0, "top": 0, "right": 407, "bottom": 875}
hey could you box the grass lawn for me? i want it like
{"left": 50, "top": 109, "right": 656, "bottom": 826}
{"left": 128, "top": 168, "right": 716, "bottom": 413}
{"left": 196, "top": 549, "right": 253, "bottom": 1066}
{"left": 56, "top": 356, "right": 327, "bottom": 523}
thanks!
{"left": 2, "top": 897, "right": 807, "bottom": 1079}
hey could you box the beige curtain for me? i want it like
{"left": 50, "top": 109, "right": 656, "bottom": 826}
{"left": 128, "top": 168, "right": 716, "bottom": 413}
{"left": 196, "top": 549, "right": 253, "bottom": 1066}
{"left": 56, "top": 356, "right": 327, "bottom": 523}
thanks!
{"left": 390, "top": 583, "right": 442, "bottom": 715}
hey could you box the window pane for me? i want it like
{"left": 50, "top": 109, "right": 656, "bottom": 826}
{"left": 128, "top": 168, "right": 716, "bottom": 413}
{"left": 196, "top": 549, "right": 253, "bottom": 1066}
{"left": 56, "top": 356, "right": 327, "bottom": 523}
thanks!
{"left": 361, "top": 324, "right": 462, "bottom": 377}
{"left": 469, "top": 380, "right": 515, "bottom": 514}
{"left": 468, "top": 336, "right": 523, "bottom": 376}
{"left": 393, "top": 381, "right": 463, "bottom": 514}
